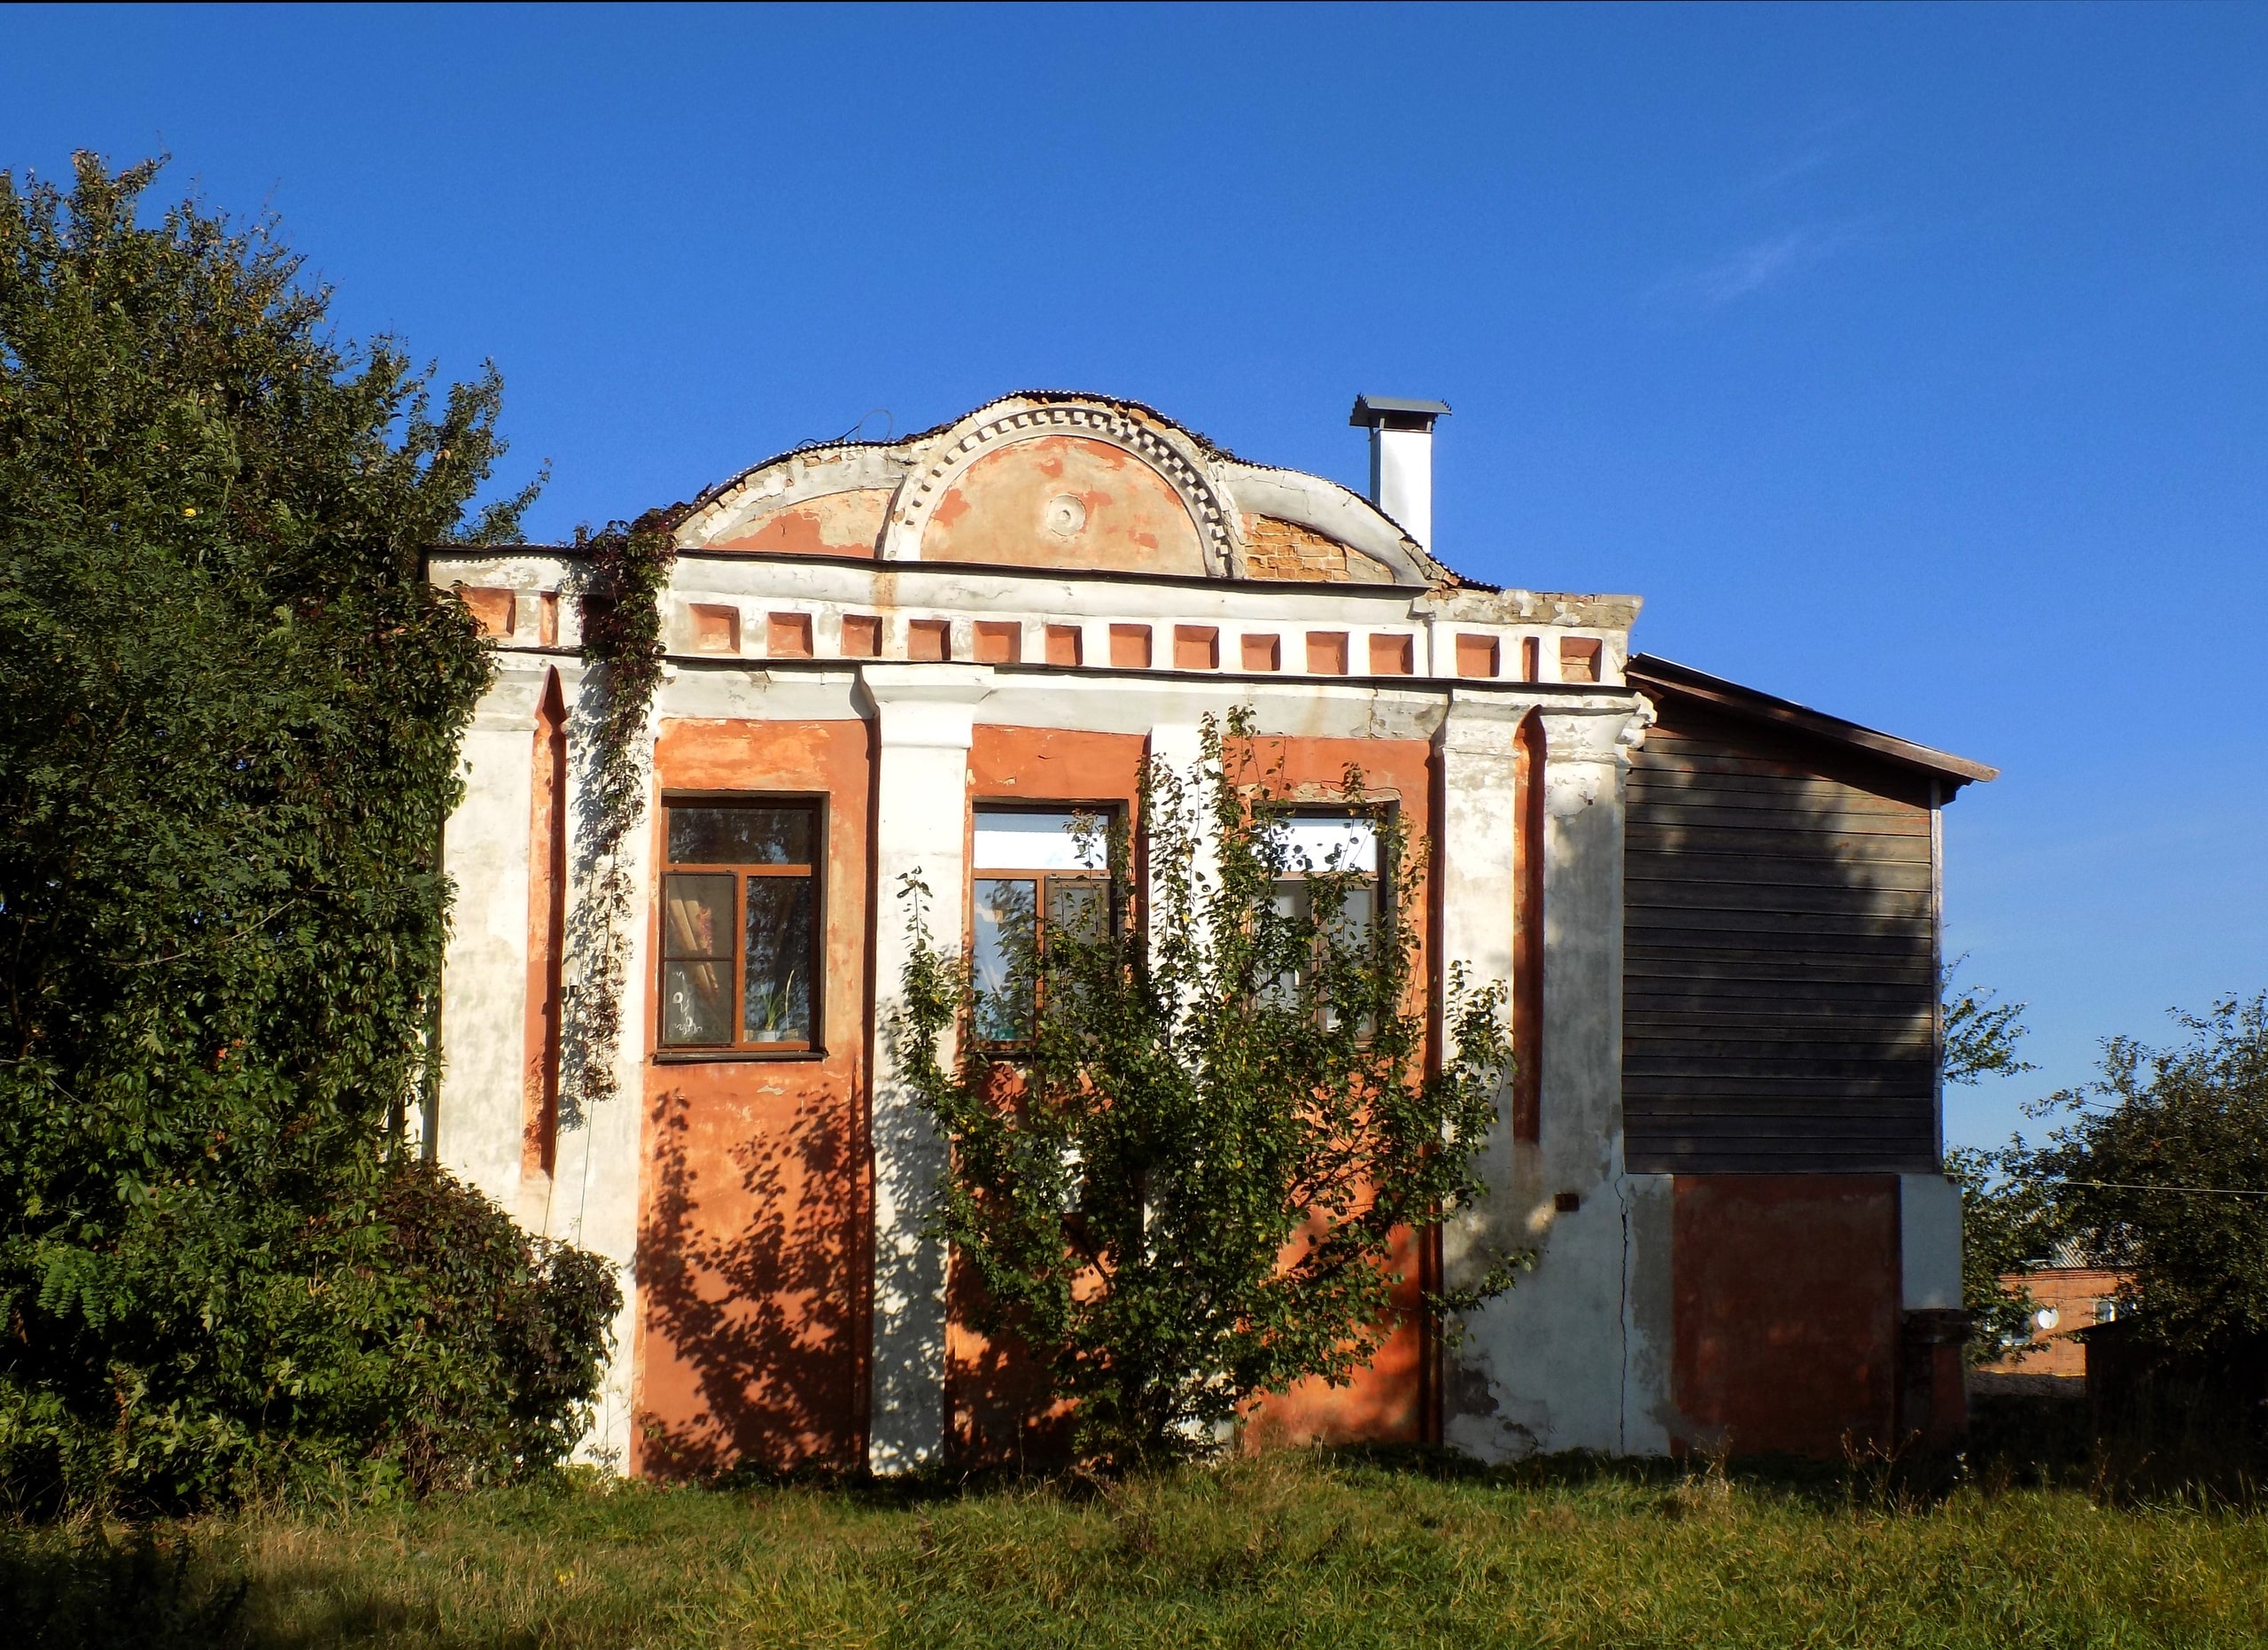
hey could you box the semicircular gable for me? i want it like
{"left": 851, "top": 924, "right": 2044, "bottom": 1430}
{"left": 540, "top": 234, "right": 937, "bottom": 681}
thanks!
{"left": 917, "top": 433, "right": 1208, "bottom": 576}
{"left": 674, "top": 445, "right": 910, "bottom": 555}
{"left": 881, "top": 400, "right": 1241, "bottom": 575}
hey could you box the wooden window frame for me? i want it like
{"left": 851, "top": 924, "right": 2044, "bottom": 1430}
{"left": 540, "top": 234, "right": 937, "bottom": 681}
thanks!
{"left": 656, "top": 794, "right": 827, "bottom": 1062}
{"left": 969, "top": 803, "right": 1122, "bottom": 1051}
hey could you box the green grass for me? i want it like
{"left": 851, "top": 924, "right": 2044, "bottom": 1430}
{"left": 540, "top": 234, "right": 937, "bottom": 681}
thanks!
{"left": 8, "top": 1452, "right": 2268, "bottom": 1648}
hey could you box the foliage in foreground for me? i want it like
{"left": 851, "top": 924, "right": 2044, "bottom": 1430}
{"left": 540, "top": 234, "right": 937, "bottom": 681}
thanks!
{"left": 0, "top": 153, "right": 611, "bottom": 1510}
{"left": 8, "top": 1453, "right": 2268, "bottom": 1649}
{"left": 2034, "top": 993, "right": 2268, "bottom": 1361}
{"left": 1938, "top": 963, "right": 2059, "bottom": 1362}
{"left": 896, "top": 713, "right": 1520, "bottom": 1467}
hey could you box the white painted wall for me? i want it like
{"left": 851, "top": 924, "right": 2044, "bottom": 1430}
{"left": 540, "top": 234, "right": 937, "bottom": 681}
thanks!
{"left": 1445, "top": 702, "right": 1672, "bottom": 1459}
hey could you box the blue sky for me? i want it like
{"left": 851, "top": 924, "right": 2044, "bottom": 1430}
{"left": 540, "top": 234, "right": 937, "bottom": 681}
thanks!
{"left": 5, "top": 4, "right": 2263, "bottom": 1152}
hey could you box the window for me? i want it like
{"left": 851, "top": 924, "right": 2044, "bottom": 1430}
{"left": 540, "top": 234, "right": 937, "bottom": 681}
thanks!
{"left": 1261, "top": 811, "right": 1381, "bottom": 1025}
{"left": 659, "top": 802, "right": 821, "bottom": 1053}
{"left": 971, "top": 808, "right": 1113, "bottom": 1043}
{"left": 2093, "top": 1298, "right": 2117, "bottom": 1325}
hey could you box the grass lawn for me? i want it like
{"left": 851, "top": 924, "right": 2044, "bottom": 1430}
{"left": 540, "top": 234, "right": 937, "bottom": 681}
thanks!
{"left": 8, "top": 1452, "right": 2268, "bottom": 1648}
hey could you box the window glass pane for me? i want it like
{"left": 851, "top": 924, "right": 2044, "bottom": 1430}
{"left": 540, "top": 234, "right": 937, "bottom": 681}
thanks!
{"left": 973, "top": 877, "right": 1036, "bottom": 1039}
{"left": 1263, "top": 814, "right": 1378, "bottom": 874}
{"left": 1047, "top": 877, "right": 1107, "bottom": 945}
{"left": 662, "top": 961, "right": 732, "bottom": 1045}
{"left": 663, "top": 873, "right": 734, "bottom": 959}
{"left": 669, "top": 806, "right": 814, "bottom": 867}
{"left": 743, "top": 875, "right": 815, "bottom": 1043}
{"left": 974, "top": 810, "right": 1107, "bottom": 871}
{"left": 1261, "top": 882, "right": 1308, "bottom": 1007}
{"left": 1326, "top": 883, "right": 1375, "bottom": 953}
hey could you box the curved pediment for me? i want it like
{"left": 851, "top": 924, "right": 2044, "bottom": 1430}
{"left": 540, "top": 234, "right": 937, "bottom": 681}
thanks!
{"left": 671, "top": 393, "right": 1438, "bottom": 587}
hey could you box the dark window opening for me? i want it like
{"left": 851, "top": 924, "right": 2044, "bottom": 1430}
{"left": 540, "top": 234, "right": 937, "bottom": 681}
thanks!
{"left": 660, "top": 801, "right": 821, "bottom": 1053}
{"left": 971, "top": 806, "right": 1115, "bottom": 1046}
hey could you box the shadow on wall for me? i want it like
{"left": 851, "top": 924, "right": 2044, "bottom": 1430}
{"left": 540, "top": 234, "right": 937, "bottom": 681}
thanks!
{"left": 638, "top": 1086, "right": 863, "bottom": 1476}
{"left": 1619, "top": 673, "right": 1954, "bottom": 1459}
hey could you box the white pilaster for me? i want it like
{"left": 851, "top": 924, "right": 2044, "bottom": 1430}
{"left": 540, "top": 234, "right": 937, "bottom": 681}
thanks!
{"left": 548, "top": 658, "right": 653, "bottom": 1472}
{"left": 1432, "top": 695, "right": 1525, "bottom": 1335}
{"left": 1445, "top": 698, "right": 1671, "bottom": 1459}
{"left": 435, "top": 661, "right": 550, "bottom": 1212}
{"left": 863, "top": 663, "right": 992, "bottom": 1473}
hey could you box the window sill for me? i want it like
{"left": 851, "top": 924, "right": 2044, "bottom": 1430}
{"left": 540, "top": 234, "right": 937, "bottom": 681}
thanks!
{"left": 653, "top": 1047, "right": 828, "bottom": 1065}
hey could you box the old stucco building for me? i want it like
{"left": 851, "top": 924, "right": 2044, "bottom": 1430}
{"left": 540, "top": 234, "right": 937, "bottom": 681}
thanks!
{"left": 428, "top": 391, "right": 1992, "bottom": 1472}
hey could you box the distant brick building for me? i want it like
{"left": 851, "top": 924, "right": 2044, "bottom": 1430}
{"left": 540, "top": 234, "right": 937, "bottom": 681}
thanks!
{"left": 425, "top": 391, "right": 1995, "bottom": 1472}
{"left": 1982, "top": 1257, "right": 2129, "bottom": 1381}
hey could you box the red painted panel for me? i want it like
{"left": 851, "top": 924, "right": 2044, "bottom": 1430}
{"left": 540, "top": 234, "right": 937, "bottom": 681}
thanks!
{"left": 1672, "top": 1174, "right": 1899, "bottom": 1458}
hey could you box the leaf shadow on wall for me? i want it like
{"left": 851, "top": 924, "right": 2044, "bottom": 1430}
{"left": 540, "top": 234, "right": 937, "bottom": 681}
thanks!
{"left": 638, "top": 1086, "right": 863, "bottom": 1476}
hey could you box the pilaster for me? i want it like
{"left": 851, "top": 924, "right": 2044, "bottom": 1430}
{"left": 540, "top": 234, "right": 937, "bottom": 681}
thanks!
{"left": 435, "top": 661, "right": 551, "bottom": 1210}
{"left": 862, "top": 664, "right": 993, "bottom": 1473}
{"left": 1444, "top": 695, "right": 1672, "bottom": 1459}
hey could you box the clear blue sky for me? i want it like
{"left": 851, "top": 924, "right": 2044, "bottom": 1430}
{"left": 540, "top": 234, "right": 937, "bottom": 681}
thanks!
{"left": 6, "top": 4, "right": 2263, "bottom": 1153}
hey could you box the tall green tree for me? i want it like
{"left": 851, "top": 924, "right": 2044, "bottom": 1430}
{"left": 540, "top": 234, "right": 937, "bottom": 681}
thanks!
{"left": 895, "top": 713, "right": 1520, "bottom": 1469}
{"left": 0, "top": 154, "right": 610, "bottom": 1511}
{"left": 2034, "top": 994, "right": 2268, "bottom": 1360}
{"left": 1938, "top": 961, "right": 2057, "bottom": 1360}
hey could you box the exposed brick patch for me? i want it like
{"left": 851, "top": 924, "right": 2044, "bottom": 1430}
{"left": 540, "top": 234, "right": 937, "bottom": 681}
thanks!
{"left": 1242, "top": 516, "right": 1394, "bottom": 585}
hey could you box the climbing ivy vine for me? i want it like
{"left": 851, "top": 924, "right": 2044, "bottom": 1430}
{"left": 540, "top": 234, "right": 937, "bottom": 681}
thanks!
{"left": 563, "top": 510, "right": 676, "bottom": 1118}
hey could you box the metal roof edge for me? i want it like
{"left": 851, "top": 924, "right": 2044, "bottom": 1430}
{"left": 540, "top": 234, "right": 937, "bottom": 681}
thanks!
{"left": 1626, "top": 653, "right": 1999, "bottom": 789}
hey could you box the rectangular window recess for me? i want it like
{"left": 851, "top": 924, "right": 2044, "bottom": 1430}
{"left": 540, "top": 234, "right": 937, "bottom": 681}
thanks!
{"left": 1173, "top": 625, "right": 1219, "bottom": 670}
{"left": 689, "top": 603, "right": 740, "bottom": 654}
{"left": 658, "top": 799, "right": 823, "bottom": 1054}
{"left": 970, "top": 806, "right": 1117, "bottom": 1047}
{"left": 974, "top": 620, "right": 1022, "bottom": 665}
{"left": 767, "top": 612, "right": 812, "bottom": 658}
{"left": 908, "top": 619, "right": 951, "bottom": 662}
{"left": 1044, "top": 624, "right": 1084, "bottom": 666}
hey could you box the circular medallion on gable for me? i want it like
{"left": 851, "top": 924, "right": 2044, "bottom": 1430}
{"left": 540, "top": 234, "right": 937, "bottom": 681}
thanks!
{"left": 1043, "top": 494, "right": 1087, "bottom": 540}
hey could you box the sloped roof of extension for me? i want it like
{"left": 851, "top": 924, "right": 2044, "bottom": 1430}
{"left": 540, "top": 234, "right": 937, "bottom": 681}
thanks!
{"left": 660, "top": 390, "right": 1480, "bottom": 591}
{"left": 1627, "top": 654, "right": 1998, "bottom": 791}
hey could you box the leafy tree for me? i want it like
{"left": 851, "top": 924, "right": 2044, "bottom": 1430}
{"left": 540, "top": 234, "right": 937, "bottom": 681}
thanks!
{"left": 895, "top": 712, "right": 1521, "bottom": 1469}
{"left": 2033, "top": 994, "right": 2268, "bottom": 1360}
{"left": 1945, "top": 1144, "right": 2062, "bottom": 1364}
{"left": 1938, "top": 961, "right": 2055, "bottom": 1360}
{"left": 0, "top": 153, "right": 612, "bottom": 1511}
{"left": 1942, "top": 959, "right": 2038, "bottom": 1088}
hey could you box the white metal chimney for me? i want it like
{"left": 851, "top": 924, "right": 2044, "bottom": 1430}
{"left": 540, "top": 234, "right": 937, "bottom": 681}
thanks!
{"left": 1349, "top": 394, "right": 1450, "bottom": 556}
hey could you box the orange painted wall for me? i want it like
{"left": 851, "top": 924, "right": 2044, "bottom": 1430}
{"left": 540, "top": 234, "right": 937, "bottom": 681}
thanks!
{"left": 1238, "top": 734, "right": 1441, "bottom": 1449}
{"left": 947, "top": 727, "right": 1148, "bottom": 1466}
{"left": 1672, "top": 1174, "right": 1900, "bottom": 1458}
{"left": 925, "top": 437, "right": 1208, "bottom": 576}
{"left": 707, "top": 487, "right": 891, "bottom": 556}
{"left": 634, "top": 718, "right": 875, "bottom": 1476}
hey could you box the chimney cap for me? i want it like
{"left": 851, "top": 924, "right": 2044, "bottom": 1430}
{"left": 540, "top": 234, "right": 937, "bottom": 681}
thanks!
{"left": 1349, "top": 393, "right": 1450, "bottom": 431}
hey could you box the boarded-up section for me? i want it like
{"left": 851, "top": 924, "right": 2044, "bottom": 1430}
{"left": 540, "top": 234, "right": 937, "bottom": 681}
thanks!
{"left": 1623, "top": 667, "right": 1946, "bottom": 1175}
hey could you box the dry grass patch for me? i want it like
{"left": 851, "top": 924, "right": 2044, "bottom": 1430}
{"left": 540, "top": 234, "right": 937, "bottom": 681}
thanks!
{"left": 6, "top": 1453, "right": 2268, "bottom": 1647}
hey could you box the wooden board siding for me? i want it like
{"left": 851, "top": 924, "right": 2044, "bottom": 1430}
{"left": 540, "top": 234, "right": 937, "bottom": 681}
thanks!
{"left": 1623, "top": 699, "right": 1940, "bottom": 1174}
